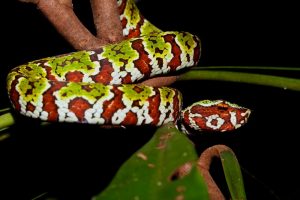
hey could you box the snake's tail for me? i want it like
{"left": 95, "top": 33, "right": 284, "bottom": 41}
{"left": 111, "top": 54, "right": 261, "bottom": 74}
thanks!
{"left": 179, "top": 100, "right": 251, "bottom": 134}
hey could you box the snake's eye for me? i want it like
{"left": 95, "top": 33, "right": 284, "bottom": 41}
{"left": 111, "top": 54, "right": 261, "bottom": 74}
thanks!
{"left": 181, "top": 100, "right": 251, "bottom": 134}
{"left": 216, "top": 103, "right": 229, "bottom": 111}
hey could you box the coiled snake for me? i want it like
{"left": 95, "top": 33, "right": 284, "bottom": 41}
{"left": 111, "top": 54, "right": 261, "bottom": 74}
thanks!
{"left": 6, "top": 0, "right": 250, "bottom": 133}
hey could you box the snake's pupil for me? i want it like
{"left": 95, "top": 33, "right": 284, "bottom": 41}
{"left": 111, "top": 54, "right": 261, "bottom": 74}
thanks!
{"left": 217, "top": 105, "right": 228, "bottom": 111}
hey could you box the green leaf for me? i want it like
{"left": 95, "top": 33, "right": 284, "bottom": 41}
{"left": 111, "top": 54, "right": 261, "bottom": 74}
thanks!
{"left": 221, "top": 150, "right": 247, "bottom": 200}
{"left": 93, "top": 123, "right": 209, "bottom": 200}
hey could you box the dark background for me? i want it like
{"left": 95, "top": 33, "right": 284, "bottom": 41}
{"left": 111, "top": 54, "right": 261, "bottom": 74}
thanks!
{"left": 1, "top": 0, "right": 299, "bottom": 199}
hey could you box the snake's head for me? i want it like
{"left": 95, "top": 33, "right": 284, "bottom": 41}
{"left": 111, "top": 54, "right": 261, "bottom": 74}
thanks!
{"left": 180, "top": 100, "right": 251, "bottom": 134}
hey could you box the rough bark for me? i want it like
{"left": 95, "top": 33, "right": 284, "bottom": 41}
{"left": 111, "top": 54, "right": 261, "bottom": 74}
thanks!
{"left": 90, "top": 0, "right": 123, "bottom": 43}
{"left": 20, "top": 0, "right": 123, "bottom": 50}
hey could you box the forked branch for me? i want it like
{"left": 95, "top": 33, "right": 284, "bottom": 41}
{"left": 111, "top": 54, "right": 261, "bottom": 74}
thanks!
{"left": 19, "top": 0, "right": 123, "bottom": 50}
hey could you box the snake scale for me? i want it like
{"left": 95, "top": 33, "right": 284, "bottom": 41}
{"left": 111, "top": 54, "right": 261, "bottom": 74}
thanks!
{"left": 6, "top": 0, "right": 250, "bottom": 133}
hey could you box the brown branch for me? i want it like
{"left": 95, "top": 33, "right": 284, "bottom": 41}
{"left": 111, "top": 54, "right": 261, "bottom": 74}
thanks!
{"left": 197, "top": 145, "right": 232, "bottom": 200}
{"left": 176, "top": 145, "right": 236, "bottom": 199}
{"left": 37, "top": 0, "right": 104, "bottom": 50}
{"left": 57, "top": 0, "right": 72, "bottom": 6}
{"left": 90, "top": 0, "right": 123, "bottom": 43}
{"left": 140, "top": 75, "right": 179, "bottom": 87}
{"left": 19, "top": 0, "right": 123, "bottom": 50}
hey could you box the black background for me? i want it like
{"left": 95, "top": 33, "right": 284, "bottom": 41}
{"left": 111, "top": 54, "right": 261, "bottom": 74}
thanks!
{"left": 1, "top": 0, "right": 299, "bottom": 199}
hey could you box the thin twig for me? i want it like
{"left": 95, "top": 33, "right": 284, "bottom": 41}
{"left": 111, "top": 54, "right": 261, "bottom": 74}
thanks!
{"left": 197, "top": 145, "right": 229, "bottom": 200}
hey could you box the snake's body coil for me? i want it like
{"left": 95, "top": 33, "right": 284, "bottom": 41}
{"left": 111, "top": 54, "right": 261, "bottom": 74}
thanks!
{"left": 7, "top": 0, "right": 250, "bottom": 133}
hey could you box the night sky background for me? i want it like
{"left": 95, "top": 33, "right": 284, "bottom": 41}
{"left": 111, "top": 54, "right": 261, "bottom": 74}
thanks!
{"left": 1, "top": 0, "right": 299, "bottom": 199}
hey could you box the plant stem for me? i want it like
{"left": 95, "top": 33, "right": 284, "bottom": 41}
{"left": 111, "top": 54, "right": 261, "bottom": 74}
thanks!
{"left": 0, "top": 107, "right": 11, "bottom": 113}
{"left": 0, "top": 113, "right": 15, "bottom": 130}
{"left": 179, "top": 70, "right": 300, "bottom": 91}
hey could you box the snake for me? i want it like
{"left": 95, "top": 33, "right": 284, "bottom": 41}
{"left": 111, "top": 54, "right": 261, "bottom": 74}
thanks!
{"left": 6, "top": 0, "right": 251, "bottom": 134}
